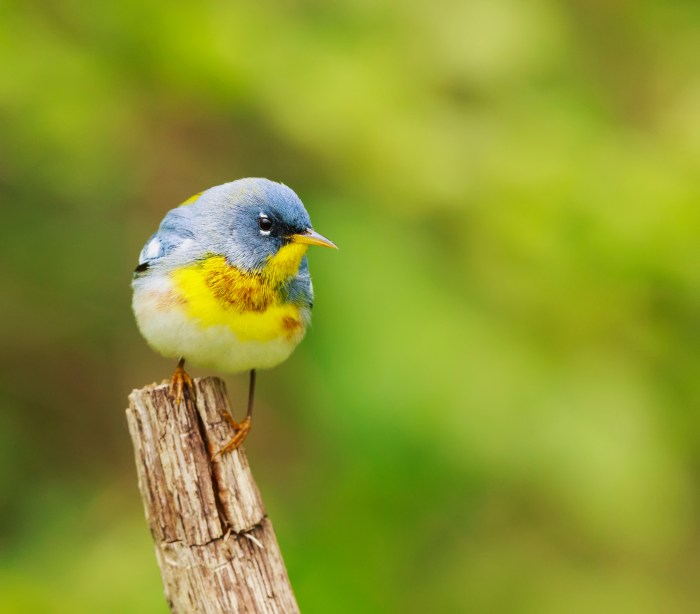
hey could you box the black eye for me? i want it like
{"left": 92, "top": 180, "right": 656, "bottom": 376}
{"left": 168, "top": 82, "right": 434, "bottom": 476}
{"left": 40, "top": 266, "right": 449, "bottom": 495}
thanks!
{"left": 258, "top": 217, "right": 273, "bottom": 232}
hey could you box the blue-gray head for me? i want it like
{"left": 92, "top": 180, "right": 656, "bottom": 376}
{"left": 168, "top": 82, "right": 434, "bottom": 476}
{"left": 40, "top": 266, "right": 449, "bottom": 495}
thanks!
{"left": 203, "top": 178, "right": 336, "bottom": 270}
{"left": 146, "top": 178, "right": 336, "bottom": 273}
{"left": 136, "top": 178, "right": 336, "bottom": 277}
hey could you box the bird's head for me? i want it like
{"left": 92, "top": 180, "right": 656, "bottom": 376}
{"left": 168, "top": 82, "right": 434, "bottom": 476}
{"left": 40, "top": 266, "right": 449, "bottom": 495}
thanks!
{"left": 196, "top": 178, "right": 336, "bottom": 277}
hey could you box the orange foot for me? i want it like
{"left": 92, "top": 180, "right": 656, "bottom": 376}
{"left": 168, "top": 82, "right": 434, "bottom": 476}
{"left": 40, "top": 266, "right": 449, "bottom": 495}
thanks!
{"left": 169, "top": 358, "right": 195, "bottom": 407}
{"left": 212, "top": 412, "right": 252, "bottom": 459}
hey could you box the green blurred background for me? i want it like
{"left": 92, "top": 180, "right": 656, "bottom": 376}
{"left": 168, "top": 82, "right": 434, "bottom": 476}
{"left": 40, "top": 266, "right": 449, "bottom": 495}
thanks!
{"left": 1, "top": 1, "right": 699, "bottom": 612}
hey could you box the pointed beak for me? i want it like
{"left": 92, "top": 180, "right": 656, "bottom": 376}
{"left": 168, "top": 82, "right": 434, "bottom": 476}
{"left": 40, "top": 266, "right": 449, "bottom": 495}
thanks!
{"left": 290, "top": 228, "right": 338, "bottom": 249}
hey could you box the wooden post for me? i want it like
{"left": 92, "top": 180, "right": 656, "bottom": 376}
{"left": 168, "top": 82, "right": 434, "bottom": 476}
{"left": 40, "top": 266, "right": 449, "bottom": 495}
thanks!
{"left": 126, "top": 377, "right": 299, "bottom": 614}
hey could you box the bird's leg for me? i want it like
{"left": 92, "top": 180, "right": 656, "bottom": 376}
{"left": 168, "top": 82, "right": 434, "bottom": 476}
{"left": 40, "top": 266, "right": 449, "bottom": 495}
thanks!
{"left": 213, "top": 369, "right": 255, "bottom": 458}
{"left": 169, "top": 357, "right": 195, "bottom": 407}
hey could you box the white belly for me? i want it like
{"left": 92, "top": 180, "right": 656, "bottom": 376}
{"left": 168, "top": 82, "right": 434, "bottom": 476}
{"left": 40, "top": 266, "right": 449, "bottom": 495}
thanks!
{"left": 132, "top": 278, "right": 306, "bottom": 373}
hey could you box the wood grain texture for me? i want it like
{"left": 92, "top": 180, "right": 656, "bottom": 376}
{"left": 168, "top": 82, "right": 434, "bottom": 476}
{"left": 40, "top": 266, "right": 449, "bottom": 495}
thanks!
{"left": 126, "top": 377, "right": 299, "bottom": 614}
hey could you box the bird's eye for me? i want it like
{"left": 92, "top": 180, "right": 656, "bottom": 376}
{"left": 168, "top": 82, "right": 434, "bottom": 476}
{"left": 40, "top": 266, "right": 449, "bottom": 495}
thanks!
{"left": 258, "top": 217, "right": 273, "bottom": 232}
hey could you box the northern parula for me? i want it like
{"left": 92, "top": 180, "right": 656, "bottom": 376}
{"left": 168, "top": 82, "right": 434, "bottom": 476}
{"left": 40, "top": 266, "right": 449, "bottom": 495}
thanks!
{"left": 132, "top": 178, "right": 336, "bottom": 454}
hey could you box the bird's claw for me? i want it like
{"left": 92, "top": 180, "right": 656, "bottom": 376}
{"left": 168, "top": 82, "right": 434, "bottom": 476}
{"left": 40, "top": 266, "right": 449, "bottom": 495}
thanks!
{"left": 212, "top": 415, "right": 252, "bottom": 460}
{"left": 169, "top": 362, "right": 195, "bottom": 407}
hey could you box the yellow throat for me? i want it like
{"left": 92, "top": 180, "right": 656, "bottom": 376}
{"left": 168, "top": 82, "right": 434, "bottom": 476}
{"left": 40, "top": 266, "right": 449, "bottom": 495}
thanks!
{"left": 170, "top": 242, "right": 309, "bottom": 342}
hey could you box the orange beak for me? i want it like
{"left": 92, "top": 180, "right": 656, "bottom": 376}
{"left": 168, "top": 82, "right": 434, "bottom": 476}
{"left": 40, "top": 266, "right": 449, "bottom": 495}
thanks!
{"left": 291, "top": 228, "right": 338, "bottom": 249}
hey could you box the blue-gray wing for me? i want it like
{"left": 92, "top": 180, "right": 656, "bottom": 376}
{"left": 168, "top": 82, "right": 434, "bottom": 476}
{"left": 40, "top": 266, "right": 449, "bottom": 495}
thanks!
{"left": 286, "top": 256, "right": 314, "bottom": 310}
{"left": 134, "top": 207, "right": 196, "bottom": 275}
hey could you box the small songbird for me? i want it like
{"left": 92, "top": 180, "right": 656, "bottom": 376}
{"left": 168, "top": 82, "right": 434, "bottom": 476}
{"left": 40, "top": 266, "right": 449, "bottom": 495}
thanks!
{"left": 132, "top": 178, "right": 337, "bottom": 455}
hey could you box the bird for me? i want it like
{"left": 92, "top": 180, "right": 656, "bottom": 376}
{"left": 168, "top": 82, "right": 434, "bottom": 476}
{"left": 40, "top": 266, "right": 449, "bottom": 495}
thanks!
{"left": 132, "top": 178, "right": 337, "bottom": 455}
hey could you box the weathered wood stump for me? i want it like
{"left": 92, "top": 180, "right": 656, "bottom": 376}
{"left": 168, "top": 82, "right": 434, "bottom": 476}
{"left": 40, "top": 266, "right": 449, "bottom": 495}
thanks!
{"left": 126, "top": 377, "right": 299, "bottom": 614}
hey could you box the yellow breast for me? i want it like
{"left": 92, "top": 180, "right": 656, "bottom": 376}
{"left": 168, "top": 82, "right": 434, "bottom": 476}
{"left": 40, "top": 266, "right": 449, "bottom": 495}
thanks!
{"left": 171, "top": 245, "right": 308, "bottom": 343}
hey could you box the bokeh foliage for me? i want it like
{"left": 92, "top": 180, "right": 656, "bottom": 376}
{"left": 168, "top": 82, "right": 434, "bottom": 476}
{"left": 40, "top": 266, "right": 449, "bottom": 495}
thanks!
{"left": 1, "top": 1, "right": 699, "bottom": 612}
